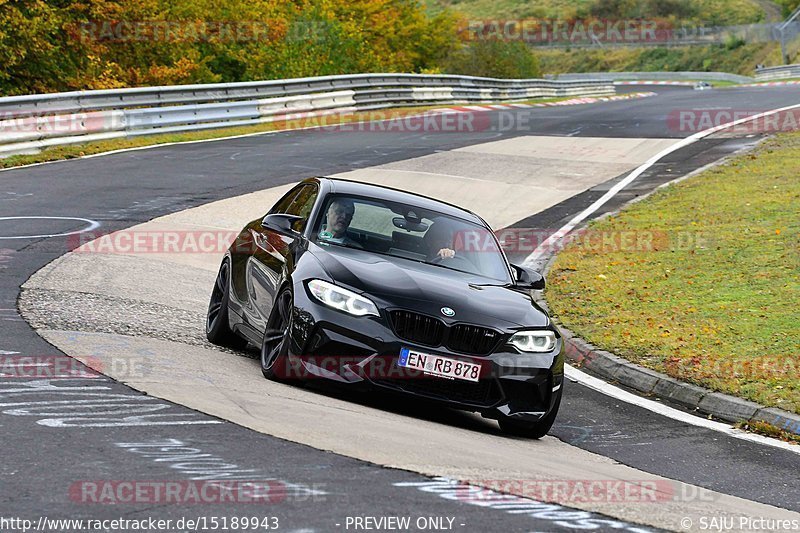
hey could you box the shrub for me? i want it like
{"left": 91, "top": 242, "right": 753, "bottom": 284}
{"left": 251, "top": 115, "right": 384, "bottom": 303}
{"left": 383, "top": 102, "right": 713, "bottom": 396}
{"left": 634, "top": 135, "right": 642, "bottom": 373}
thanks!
{"left": 441, "top": 40, "right": 541, "bottom": 78}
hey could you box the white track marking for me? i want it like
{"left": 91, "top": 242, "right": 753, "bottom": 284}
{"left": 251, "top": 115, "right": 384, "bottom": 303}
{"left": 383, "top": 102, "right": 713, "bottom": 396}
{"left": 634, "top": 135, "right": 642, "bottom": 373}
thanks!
{"left": 523, "top": 101, "right": 800, "bottom": 267}
{"left": 565, "top": 365, "right": 799, "bottom": 455}
{"left": 0, "top": 216, "right": 101, "bottom": 239}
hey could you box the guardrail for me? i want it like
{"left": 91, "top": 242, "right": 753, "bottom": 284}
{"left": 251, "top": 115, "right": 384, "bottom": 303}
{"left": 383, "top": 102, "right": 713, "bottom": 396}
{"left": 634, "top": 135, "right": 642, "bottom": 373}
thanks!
{"left": 754, "top": 64, "right": 800, "bottom": 80}
{"left": 551, "top": 71, "right": 754, "bottom": 84}
{"left": 0, "top": 73, "right": 615, "bottom": 158}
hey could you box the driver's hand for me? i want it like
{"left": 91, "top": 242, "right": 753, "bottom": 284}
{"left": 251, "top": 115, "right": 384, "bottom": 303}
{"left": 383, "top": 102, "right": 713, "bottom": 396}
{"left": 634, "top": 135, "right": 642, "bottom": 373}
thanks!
{"left": 437, "top": 248, "right": 455, "bottom": 259}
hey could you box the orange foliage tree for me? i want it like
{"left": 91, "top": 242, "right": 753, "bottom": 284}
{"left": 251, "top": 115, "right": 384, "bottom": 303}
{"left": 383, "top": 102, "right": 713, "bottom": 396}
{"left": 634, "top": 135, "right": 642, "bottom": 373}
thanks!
{"left": 0, "top": 0, "right": 536, "bottom": 96}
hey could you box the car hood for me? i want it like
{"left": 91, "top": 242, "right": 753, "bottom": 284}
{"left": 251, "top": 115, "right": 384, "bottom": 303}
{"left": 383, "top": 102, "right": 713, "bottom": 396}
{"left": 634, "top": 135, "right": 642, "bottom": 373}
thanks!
{"left": 308, "top": 243, "right": 549, "bottom": 329}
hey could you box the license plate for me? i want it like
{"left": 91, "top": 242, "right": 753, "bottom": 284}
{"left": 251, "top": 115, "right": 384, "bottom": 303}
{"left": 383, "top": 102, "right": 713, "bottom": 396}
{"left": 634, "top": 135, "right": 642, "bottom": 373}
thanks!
{"left": 398, "top": 348, "right": 480, "bottom": 382}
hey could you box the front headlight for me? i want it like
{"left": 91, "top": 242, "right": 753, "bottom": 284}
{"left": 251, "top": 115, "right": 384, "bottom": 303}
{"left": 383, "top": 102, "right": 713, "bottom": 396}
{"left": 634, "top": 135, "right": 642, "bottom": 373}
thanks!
{"left": 307, "top": 279, "right": 379, "bottom": 317}
{"left": 509, "top": 330, "right": 557, "bottom": 353}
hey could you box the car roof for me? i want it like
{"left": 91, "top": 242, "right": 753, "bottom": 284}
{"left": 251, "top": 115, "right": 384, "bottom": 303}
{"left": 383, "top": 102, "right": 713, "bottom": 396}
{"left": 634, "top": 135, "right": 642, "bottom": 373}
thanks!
{"left": 313, "top": 177, "right": 485, "bottom": 225}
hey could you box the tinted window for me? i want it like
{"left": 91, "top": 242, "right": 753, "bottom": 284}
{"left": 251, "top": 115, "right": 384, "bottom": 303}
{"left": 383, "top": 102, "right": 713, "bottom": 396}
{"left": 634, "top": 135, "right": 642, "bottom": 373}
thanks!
{"left": 286, "top": 185, "right": 318, "bottom": 218}
{"left": 266, "top": 184, "right": 318, "bottom": 232}
{"left": 312, "top": 194, "right": 511, "bottom": 282}
{"left": 270, "top": 185, "right": 304, "bottom": 215}
{"left": 285, "top": 184, "right": 318, "bottom": 230}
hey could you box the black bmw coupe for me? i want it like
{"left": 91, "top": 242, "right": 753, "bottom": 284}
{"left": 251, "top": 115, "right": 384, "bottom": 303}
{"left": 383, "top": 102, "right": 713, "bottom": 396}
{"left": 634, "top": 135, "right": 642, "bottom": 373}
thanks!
{"left": 206, "top": 177, "right": 564, "bottom": 438}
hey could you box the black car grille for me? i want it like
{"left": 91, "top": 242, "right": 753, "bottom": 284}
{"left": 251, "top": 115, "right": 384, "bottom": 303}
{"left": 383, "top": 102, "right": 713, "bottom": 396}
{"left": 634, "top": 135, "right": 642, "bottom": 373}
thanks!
{"left": 376, "top": 377, "right": 500, "bottom": 406}
{"left": 390, "top": 310, "right": 445, "bottom": 346}
{"left": 447, "top": 324, "right": 501, "bottom": 355}
{"left": 389, "top": 311, "right": 501, "bottom": 356}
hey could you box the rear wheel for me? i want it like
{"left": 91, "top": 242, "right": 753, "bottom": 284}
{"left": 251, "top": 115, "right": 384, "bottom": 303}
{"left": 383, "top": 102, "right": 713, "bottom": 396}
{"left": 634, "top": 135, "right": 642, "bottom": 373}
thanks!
{"left": 261, "top": 289, "right": 296, "bottom": 381}
{"left": 498, "top": 386, "right": 562, "bottom": 439}
{"left": 206, "top": 259, "right": 247, "bottom": 349}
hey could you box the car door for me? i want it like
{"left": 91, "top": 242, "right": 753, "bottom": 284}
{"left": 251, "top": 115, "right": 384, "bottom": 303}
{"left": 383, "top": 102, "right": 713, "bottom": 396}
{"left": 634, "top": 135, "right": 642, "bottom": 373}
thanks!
{"left": 230, "top": 184, "right": 299, "bottom": 341}
{"left": 246, "top": 183, "right": 318, "bottom": 336}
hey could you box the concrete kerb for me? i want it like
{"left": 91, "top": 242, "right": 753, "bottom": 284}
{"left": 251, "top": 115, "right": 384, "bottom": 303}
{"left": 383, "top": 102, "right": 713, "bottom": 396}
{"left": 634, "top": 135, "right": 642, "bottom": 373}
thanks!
{"left": 529, "top": 139, "right": 800, "bottom": 438}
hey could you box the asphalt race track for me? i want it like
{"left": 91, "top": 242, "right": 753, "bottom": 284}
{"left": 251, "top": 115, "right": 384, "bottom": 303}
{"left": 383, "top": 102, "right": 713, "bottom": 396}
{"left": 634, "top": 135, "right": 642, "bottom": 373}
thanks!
{"left": 2, "top": 85, "right": 799, "bottom": 532}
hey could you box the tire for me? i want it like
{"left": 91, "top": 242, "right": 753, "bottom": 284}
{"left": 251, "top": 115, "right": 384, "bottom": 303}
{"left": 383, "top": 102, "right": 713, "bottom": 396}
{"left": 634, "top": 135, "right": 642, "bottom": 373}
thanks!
{"left": 206, "top": 259, "right": 247, "bottom": 349}
{"left": 260, "top": 288, "right": 297, "bottom": 382}
{"left": 498, "top": 386, "right": 562, "bottom": 439}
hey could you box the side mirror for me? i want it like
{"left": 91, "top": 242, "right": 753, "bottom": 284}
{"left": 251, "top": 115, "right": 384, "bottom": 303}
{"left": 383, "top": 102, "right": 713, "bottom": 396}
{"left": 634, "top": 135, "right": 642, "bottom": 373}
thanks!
{"left": 262, "top": 213, "right": 304, "bottom": 237}
{"left": 510, "top": 264, "right": 545, "bottom": 290}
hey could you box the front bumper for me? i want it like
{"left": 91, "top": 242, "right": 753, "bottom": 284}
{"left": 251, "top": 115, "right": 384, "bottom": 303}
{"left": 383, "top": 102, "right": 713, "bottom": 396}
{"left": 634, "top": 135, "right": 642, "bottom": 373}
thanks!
{"left": 285, "top": 284, "right": 565, "bottom": 422}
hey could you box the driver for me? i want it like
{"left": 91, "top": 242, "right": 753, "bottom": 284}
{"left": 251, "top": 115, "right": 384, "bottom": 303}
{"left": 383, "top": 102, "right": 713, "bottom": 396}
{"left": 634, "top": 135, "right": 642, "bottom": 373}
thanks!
{"left": 320, "top": 198, "right": 361, "bottom": 248}
{"left": 423, "top": 219, "right": 457, "bottom": 261}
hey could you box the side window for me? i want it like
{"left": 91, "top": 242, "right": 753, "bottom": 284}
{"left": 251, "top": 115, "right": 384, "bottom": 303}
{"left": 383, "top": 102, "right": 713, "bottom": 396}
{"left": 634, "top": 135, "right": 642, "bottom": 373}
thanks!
{"left": 285, "top": 184, "right": 318, "bottom": 230}
{"left": 269, "top": 185, "right": 304, "bottom": 215}
{"left": 349, "top": 202, "right": 395, "bottom": 237}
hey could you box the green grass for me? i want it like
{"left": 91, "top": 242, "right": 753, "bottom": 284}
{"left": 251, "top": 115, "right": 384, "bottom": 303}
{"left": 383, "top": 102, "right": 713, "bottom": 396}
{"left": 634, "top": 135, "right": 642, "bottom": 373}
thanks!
{"left": 429, "top": 0, "right": 596, "bottom": 19}
{"left": 706, "top": 80, "right": 744, "bottom": 87}
{"left": 736, "top": 420, "right": 800, "bottom": 442}
{"left": 425, "top": 0, "right": 785, "bottom": 75}
{"left": 427, "top": 0, "right": 766, "bottom": 24}
{"left": 750, "top": 77, "right": 800, "bottom": 83}
{"left": 546, "top": 133, "right": 800, "bottom": 414}
{"left": 538, "top": 42, "right": 780, "bottom": 76}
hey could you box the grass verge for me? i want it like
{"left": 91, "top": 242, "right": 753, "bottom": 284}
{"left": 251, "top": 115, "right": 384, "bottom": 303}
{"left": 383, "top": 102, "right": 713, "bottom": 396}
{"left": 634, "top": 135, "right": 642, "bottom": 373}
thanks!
{"left": 736, "top": 420, "right": 800, "bottom": 443}
{"left": 546, "top": 133, "right": 800, "bottom": 414}
{"left": 538, "top": 43, "right": 780, "bottom": 77}
{"left": 749, "top": 78, "right": 800, "bottom": 84}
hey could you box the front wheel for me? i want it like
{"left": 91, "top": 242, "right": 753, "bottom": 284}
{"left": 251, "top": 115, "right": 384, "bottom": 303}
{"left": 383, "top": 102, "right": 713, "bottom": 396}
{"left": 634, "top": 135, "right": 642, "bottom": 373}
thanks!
{"left": 206, "top": 259, "right": 247, "bottom": 349}
{"left": 261, "top": 289, "right": 297, "bottom": 382}
{"left": 498, "top": 386, "right": 562, "bottom": 439}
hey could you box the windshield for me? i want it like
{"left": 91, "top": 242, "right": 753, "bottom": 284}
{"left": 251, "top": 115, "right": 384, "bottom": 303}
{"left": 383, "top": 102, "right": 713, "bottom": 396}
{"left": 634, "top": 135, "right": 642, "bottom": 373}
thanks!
{"left": 311, "top": 194, "right": 512, "bottom": 282}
